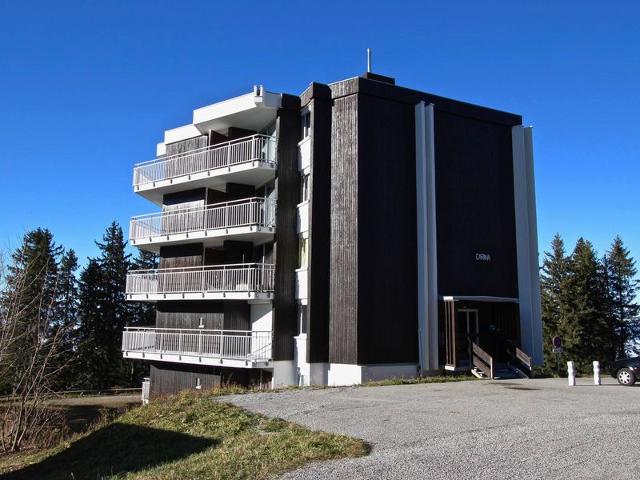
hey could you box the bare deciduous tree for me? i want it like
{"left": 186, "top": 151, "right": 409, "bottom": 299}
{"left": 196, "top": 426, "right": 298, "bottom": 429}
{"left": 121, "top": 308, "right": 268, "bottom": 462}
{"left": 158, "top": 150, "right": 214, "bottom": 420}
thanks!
{"left": 0, "top": 252, "right": 72, "bottom": 452}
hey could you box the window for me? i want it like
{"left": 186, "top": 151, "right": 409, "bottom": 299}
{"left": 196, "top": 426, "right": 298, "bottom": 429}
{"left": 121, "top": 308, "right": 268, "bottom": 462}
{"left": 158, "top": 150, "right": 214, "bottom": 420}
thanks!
{"left": 298, "top": 237, "right": 308, "bottom": 269}
{"left": 301, "top": 110, "right": 311, "bottom": 140}
{"left": 300, "top": 174, "right": 310, "bottom": 203}
{"left": 297, "top": 305, "right": 308, "bottom": 335}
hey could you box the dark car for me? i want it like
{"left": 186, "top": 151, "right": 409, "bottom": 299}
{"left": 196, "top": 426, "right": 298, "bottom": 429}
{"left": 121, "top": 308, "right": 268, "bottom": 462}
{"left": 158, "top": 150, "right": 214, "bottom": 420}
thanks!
{"left": 610, "top": 356, "right": 640, "bottom": 386}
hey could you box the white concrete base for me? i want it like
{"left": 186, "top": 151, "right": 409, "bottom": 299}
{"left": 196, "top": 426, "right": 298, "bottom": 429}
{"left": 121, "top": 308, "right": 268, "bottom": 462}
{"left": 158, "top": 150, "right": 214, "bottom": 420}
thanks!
{"left": 293, "top": 334, "right": 329, "bottom": 386}
{"left": 294, "top": 335, "right": 308, "bottom": 386}
{"left": 309, "top": 363, "right": 328, "bottom": 385}
{"left": 328, "top": 363, "right": 419, "bottom": 386}
{"left": 272, "top": 360, "right": 296, "bottom": 388}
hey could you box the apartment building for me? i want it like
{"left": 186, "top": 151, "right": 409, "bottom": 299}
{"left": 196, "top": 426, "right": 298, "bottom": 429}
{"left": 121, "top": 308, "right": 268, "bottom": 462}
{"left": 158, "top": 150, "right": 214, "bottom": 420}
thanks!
{"left": 122, "top": 72, "right": 542, "bottom": 396}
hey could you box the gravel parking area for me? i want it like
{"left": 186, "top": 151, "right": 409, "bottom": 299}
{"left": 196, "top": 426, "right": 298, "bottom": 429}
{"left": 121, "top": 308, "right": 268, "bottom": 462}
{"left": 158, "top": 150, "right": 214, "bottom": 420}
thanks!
{"left": 226, "top": 378, "right": 639, "bottom": 479}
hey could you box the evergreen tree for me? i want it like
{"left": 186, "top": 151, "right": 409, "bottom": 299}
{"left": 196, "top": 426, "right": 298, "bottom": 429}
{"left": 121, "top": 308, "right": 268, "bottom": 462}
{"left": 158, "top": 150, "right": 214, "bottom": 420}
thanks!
{"left": 75, "top": 259, "right": 105, "bottom": 388}
{"left": 566, "top": 238, "right": 611, "bottom": 372}
{"left": 605, "top": 236, "right": 639, "bottom": 357}
{"left": 540, "top": 234, "right": 573, "bottom": 374}
{"left": 129, "top": 249, "right": 157, "bottom": 328}
{"left": 0, "top": 229, "right": 63, "bottom": 392}
{"left": 75, "top": 222, "right": 133, "bottom": 389}
{"left": 51, "top": 249, "right": 79, "bottom": 389}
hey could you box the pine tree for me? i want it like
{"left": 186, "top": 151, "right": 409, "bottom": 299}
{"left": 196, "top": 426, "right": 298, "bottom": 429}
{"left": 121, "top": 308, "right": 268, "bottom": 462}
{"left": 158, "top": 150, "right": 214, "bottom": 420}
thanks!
{"left": 0, "top": 229, "right": 63, "bottom": 392}
{"left": 51, "top": 249, "right": 79, "bottom": 389}
{"left": 567, "top": 238, "right": 611, "bottom": 372}
{"left": 75, "top": 259, "right": 105, "bottom": 388}
{"left": 605, "top": 236, "right": 639, "bottom": 358}
{"left": 75, "top": 222, "right": 133, "bottom": 389}
{"left": 540, "top": 234, "right": 572, "bottom": 375}
{"left": 130, "top": 249, "right": 157, "bottom": 328}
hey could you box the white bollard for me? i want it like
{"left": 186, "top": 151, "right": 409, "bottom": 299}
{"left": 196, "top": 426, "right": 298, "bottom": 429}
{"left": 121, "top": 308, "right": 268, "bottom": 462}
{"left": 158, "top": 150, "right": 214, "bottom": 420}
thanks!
{"left": 593, "top": 361, "right": 601, "bottom": 385}
{"left": 567, "top": 361, "right": 576, "bottom": 386}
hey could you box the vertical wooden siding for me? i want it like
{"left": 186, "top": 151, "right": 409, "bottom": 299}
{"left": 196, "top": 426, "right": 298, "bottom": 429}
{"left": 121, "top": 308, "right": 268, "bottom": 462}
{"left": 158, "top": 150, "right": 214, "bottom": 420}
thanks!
{"left": 150, "top": 363, "right": 220, "bottom": 398}
{"left": 272, "top": 95, "right": 301, "bottom": 361}
{"left": 156, "top": 301, "right": 224, "bottom": 330}
{"left": 328, "top": 93, "right": 359, "bottom": 365}
{"left": 158, "top": 243, "right": 203, "bottom": 269}
{"left": 305, "top": 84, "right": 332, "bottom": 364}
{"left": 357, "top": 93, "right": 418, "bottom": 365}
{"left": 434, "top": 111, "right": 519, "bottom": 298}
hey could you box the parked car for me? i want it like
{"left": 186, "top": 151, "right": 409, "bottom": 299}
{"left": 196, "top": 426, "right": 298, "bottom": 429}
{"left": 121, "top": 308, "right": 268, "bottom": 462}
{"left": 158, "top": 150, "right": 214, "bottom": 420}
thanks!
{"left": 610, "top": 357, "right": 639, "bottom": 386}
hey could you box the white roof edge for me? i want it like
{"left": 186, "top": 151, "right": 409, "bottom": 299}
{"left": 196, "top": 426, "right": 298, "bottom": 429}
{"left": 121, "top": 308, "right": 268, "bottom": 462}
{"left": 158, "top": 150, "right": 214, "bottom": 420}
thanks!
{"left": 193, "top": 88, "right": 282, "bottom": 126}
{"left": 160, "top": 87, "right": 282, "bottom": 148}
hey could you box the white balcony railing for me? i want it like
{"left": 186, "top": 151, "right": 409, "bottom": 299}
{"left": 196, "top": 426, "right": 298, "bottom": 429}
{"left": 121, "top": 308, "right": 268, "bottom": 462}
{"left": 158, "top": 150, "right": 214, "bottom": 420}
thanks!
{"left": 126, "top": 263, "right": 275, "bottom": 296}
{"left": 133, "top": 134, "right": 276, "bottom": 188}
{"left": 129, "top": 197, "right": 275, "bottom": 242}
{"left": 122, "top": 327, "right": 272, "bottom": 362}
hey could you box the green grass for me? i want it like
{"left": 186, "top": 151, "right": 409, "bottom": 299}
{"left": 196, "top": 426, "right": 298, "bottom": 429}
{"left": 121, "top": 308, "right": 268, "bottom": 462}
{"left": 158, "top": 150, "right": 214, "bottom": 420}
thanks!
{"left": 0, "top": 389, "right": 369, "bottom": 480}
{"left": 362, "top": 374, "right": 476, "bottom": 387}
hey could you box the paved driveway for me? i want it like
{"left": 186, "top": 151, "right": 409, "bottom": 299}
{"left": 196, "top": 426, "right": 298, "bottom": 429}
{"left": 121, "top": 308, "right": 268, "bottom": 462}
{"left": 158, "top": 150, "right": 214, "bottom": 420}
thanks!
{"left": 226, "top": 378, "right": 639, "bottom": 479}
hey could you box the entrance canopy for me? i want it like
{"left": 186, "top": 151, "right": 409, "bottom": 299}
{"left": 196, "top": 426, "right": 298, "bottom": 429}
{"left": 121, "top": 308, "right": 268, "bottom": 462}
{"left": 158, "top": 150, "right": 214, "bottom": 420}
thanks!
{"left": 441, "top": 296, "right": 518, "bottom": 303}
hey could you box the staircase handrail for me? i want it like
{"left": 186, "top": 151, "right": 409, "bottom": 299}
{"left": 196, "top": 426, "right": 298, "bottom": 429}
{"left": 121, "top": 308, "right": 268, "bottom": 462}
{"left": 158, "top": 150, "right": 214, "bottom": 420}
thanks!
{"left": 472, "top": 342, "right": 494, "bottom": 379}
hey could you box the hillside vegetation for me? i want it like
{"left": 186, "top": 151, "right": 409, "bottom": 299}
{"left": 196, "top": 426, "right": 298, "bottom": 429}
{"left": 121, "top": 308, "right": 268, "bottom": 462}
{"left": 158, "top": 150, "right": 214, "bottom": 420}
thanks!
{"left": 0, "top": 389, "right": 369, "bottom": 480}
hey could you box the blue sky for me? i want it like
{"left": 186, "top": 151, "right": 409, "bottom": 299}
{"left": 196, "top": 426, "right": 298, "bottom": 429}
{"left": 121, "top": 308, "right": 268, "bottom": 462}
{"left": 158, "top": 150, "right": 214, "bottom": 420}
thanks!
{"left": 0, "top": 0, "right": 638, "bottom": 265}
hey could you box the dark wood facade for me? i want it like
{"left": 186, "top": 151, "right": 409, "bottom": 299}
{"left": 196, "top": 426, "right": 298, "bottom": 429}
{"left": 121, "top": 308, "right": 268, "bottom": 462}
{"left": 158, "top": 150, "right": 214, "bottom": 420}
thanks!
{"left": 302, "top": 83, "right": 332, "bottom": 364}
{"left": 149, "top": 363, "right": 271, "bottom": 398}
{"left": 272, "top": 94, "right": 301, "bottom": 361}
{"left": 302, "top": 75, "right": 525, "bottom": 367}
{"left": 132, "top": 72, "right": 530, "bottom": 393}
{"left": 146, "top": 130, "right": 278, "bottom": 391}
{"left": 434, "top": 112, "right": 518, "bottom": 298}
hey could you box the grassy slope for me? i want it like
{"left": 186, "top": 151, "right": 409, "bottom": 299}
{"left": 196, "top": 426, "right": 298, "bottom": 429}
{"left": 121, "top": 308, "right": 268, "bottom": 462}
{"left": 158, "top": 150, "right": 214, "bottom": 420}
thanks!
{"left": 362, "top": 374, "right": 476, "bottom": 387}
{"left": 0, "top": 390, "right": 368, "bottom": 480}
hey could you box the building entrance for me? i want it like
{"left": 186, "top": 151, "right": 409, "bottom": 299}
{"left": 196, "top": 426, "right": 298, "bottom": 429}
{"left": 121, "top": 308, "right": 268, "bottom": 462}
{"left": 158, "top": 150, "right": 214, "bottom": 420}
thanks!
{"left": 455, "top": 309, "right": 478, "bottom": 367}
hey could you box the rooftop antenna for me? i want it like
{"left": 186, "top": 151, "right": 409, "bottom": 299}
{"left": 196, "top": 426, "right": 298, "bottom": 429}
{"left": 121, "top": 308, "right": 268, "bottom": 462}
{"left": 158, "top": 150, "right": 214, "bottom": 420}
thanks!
{"left": 367, "top": 48, "right": 372, "bottom": 73}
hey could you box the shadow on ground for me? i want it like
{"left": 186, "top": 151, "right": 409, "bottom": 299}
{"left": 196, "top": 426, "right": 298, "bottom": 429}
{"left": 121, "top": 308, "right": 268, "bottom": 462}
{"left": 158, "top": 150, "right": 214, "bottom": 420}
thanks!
{"left": 0, "top": 423, "right": 216, "bottom": 480}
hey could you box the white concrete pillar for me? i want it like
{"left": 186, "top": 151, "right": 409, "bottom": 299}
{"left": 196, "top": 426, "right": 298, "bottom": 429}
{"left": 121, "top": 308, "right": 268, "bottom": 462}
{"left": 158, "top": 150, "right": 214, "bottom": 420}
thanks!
{"left": 415, "top": 101, "right": 439, "bottom": 374}
{"left": 593, "top": 361, "right": 601, "bottom": 385}
{"left": 567, "top": 361, "right": 576, "bottom": 386}
{"left": 512, "top": 126, "right": 543, "bottom": 365}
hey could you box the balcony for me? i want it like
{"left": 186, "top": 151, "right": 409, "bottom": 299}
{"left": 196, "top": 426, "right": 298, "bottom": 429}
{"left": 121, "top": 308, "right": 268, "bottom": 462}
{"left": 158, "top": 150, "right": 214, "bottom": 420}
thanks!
{"left": 122, "top": 327, "right": 272, "bottom": 368}
{"left": 126, "top": 263, "right": 275, "bottom": 301}
{"left": 133, "top": 134, "right": 277, "bottom": 204}
{"left": 130, "top": 198, "right": 275, "bottom": 251}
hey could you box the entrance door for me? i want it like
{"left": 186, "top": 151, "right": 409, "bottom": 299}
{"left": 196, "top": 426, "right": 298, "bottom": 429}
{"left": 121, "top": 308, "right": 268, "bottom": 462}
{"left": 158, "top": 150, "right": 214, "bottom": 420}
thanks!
{"left": 455, "top": 309, "right": 479, "bottom": 367}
